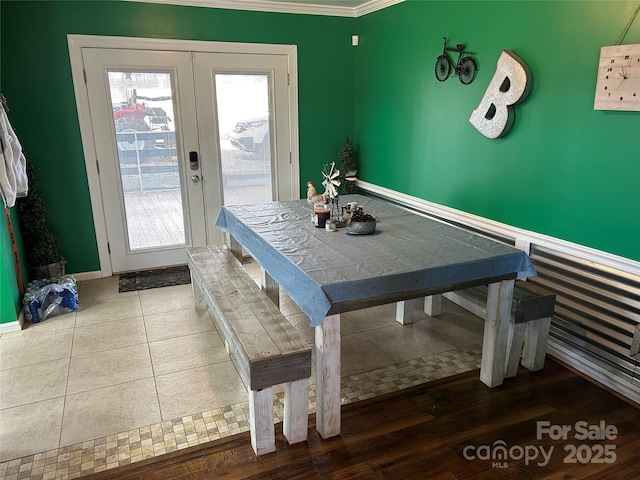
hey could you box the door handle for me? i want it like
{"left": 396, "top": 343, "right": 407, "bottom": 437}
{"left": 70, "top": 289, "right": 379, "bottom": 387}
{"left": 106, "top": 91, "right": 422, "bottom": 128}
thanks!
{"left": 191, "top": 174, "right": 200, "bottom": 183}
{"left": 189, "top": 151, "right": 199, "bottom": 170}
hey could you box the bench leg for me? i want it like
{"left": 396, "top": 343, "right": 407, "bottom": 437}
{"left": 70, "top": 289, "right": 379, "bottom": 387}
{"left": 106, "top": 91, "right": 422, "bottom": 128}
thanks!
{"left": 261, "top": 267, "right": 280, "bottom": 308}
{"left": 315, "top": 314, "right": 341, "bottom": 439}
{"left": 191, "top": 276, "right": 207, "bottom": 311}
{"left": 481, "top": 279, "right": 514, "bottom": 388}
{"left": 424, "top": 294, "right": 442, "bottom": 317}
{"left": 228, "top": 234, "right": 243, "bottom": 262}
{"left": 249, "top": 387, "right": 275, "bottom": 456}
{"left": 284, "top": 378, "right": 309, "bottom": 444}
{"left": 505, "top": 321, "right": 526, "bottom": 378}
{"left": 396, "top": 299, "right": 418, "bottom": 324}
{"left": 521, "top": 317, "right": 551, "bottom": 371}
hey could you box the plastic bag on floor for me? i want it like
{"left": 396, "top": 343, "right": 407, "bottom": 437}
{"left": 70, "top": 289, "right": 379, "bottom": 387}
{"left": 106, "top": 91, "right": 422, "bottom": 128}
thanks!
{"left": 23, "top": 275, "right": 78, "bottom": 323}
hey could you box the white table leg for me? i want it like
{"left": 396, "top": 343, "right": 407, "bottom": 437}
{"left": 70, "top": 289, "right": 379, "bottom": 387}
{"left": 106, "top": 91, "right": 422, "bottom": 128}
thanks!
{"left": 424, "top": 294, "right": 442, "bottom": 316}
{"left": 481, "top": 279, "right": 514, "bottom": 388}
{"left": 505, "top": 321, "right": 526, "bottom": 378}
{"left": 260, "top": 267, "right": 280, "bottom": 308}
{"left": 315, "top": 314, "right": 341, "bottom": 439}
{"left": 396, "top": 299, "right": 418, "bottom": 324}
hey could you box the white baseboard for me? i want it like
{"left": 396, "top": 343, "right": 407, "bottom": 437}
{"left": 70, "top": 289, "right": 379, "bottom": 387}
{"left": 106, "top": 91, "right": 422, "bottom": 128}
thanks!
{"left": 547, "top": 340, "right": 640, "bottom": 405}
{"left": 71, "top": 270, "right": 104, "bottom": 281}
{"left": 0, "top": 310, "right": 24, "bottom": 333}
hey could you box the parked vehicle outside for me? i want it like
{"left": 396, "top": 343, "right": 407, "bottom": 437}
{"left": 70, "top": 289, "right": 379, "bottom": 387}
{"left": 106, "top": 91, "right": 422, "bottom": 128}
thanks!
{"left": 229, "top": 115, "right": 270, "bottom": 155}
{"left": 112, "top": 88, "right": 172, "bottom": 150}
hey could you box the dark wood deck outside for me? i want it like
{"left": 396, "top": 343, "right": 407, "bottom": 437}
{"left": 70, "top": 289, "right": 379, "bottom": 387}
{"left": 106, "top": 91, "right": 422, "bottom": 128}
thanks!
{"left": 84, "top": 359, "right": 640, "bottom": 480}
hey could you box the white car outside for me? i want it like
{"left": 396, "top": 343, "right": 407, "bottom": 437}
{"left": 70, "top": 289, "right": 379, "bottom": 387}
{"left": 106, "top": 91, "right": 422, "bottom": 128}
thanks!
{"left": 229, "top": 115, "right": 270, "bottom": 154}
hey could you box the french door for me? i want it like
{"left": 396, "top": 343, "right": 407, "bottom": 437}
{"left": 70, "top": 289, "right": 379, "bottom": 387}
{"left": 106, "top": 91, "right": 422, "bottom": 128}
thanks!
{"left": 70, "top": 36, "right": 298, "bottom": 274}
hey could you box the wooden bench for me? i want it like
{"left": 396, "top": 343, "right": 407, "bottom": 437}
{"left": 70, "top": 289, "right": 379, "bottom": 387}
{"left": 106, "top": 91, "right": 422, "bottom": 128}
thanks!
{"left": 423, "top": 281, "right": 556, "bottom": 378}
{"left": 186, "top": 245, "right": 312, "bottom": 456}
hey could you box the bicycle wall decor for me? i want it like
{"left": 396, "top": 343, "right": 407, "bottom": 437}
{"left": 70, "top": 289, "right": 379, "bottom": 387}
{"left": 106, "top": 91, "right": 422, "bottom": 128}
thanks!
{"left": 435, "top": 37, "right": 477, "bottom": 85}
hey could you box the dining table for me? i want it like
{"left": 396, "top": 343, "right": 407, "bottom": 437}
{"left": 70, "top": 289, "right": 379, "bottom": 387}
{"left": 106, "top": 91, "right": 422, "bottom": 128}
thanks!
{"left": 215, "top": 194, "right": 536, "bottom": 439}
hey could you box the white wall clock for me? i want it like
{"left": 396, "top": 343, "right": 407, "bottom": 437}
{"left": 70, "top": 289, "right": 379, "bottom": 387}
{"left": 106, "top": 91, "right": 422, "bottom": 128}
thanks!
{"left": 594, "top": 44, "right": 640, "bottom": 111}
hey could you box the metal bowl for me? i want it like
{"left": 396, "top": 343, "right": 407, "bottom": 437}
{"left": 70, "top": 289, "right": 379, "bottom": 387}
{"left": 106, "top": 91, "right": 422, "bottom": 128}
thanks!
{"left": 347, "top": 220, "right": 376, "bottom": 235}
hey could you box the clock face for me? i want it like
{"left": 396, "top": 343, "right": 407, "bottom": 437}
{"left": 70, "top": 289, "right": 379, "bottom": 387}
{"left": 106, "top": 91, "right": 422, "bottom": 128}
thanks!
{"left": 593, "top": 44, "right": 640, "bottom": 112}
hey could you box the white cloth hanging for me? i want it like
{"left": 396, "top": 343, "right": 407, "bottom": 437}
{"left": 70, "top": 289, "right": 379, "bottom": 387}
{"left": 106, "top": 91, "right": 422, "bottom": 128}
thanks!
{"left": 0, "top": 104, "right": 28, "bottom": 208}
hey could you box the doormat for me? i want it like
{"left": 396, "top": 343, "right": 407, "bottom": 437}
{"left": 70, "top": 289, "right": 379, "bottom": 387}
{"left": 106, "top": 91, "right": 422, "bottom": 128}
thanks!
{"left": 118, "top": 265, "right": 191, "bottom": 293}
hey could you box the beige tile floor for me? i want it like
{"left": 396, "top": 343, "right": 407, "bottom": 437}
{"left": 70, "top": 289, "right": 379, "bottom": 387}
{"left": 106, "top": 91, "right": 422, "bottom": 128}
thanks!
{"left": 0, "top": 259, "right": 485, "bottom": 479}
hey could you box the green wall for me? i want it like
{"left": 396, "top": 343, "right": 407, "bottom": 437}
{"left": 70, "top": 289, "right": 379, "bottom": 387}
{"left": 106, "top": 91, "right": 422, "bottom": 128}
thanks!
{"left": 1, "top": 0, "right": 639, "bottom": 323}
{"left": 0, "top": 0, "right": 355, "bottom": 322}
{"left": 355, "top": 0, "right": 640, "bottom": 261}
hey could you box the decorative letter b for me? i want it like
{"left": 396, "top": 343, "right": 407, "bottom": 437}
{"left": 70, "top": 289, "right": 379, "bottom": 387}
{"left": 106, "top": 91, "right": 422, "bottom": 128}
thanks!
{"left": 469, "top": 50, "right": 532, "bottom": 139}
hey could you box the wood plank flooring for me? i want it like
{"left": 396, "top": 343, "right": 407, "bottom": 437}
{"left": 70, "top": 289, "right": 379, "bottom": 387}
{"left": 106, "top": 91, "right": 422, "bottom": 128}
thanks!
{"left": 83, "top": 359, "right": 640, "bottom": 479}
{"left": 124, "top": 190, "right": 185, "bottom": 250}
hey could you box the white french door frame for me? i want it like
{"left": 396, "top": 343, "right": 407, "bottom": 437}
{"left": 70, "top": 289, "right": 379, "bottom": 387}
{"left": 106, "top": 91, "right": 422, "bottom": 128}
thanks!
{"left": 68, "top": 34, "right": 299, "bottom": 277}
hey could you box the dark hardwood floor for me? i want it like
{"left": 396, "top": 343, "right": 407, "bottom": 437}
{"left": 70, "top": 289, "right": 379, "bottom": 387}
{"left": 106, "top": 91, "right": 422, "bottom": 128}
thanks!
{"left": 85, "top": 359, "right": 640, "bottom": 479}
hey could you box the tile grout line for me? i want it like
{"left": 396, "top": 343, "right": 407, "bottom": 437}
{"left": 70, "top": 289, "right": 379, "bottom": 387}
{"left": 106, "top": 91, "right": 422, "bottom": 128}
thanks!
{"left": 56, "top": 316, "right": 74, "bottom": 466}
{"left": 139, "top": 295, "right": 166, "bottom": 430}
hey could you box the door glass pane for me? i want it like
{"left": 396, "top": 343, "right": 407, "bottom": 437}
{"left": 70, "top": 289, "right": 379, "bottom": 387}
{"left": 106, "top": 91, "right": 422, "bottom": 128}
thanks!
{"left": 107, "top": 70, "right": 185, "bottom": 251}
{"left": 215, "top": 74, "right": 273, "bottom": 205}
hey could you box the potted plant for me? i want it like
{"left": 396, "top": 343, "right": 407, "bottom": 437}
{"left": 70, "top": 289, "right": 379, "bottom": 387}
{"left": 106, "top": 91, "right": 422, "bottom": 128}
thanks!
{"left": 18, "top": 158, "right": 66, "bottom": 279}
{"left": 338, "top": 136, "right": 358, "bottom": 194}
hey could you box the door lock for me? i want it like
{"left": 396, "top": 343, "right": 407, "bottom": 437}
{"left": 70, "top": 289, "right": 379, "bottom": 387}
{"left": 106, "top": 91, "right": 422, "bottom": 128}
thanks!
{"left": 191, "top": 174, "right": 200, "bottom": 183}
{"left": 189, "top": 151, "right": 199, "bottom": 170}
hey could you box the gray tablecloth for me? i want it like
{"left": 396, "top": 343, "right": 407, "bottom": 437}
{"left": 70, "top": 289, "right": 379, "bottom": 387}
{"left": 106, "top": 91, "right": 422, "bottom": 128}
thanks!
{"left": 215, "top": 195, "right": 536, "bottom": 326}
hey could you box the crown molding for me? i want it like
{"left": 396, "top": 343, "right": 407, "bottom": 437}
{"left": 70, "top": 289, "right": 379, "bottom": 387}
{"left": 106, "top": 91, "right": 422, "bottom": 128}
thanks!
{"left": 355, "top": 0, "right": 403, "bottom": 17}
{"left": 124, "top": 0, "right": 403, "bottom": 17}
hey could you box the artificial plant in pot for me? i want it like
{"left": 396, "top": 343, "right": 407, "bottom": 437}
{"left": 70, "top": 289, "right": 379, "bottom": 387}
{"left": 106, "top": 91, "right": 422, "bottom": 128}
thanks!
{"left": 338, "top": 136, "right": 357, "bottom": 194}
{"left": 17, "top": 158, "right": 66, "bottom": 279}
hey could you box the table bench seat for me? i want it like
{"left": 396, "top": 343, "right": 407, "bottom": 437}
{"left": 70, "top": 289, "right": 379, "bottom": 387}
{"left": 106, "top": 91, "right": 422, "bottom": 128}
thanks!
{"left": 440, "top": 280, "right": 556, "bottom": 377}
{"left": 187, "top": 245, "right": 312, "bottom": 455}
